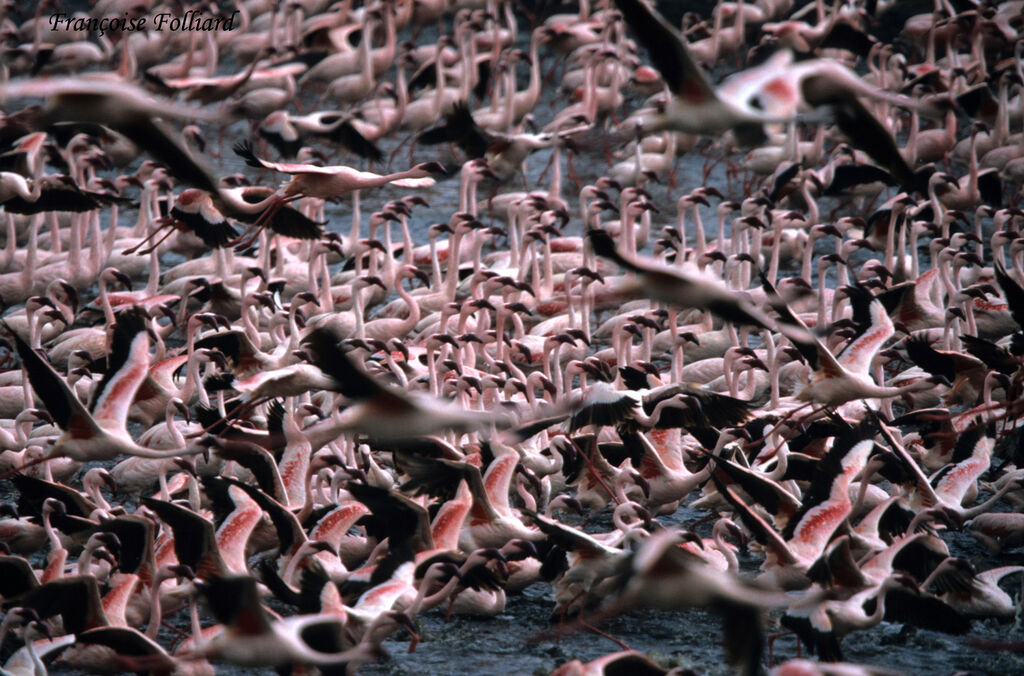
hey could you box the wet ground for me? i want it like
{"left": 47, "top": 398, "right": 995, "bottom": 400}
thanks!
{"left": 357, "top": 517, "right": 1024, "bottom": 676}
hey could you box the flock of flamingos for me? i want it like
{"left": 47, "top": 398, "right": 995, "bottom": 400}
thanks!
{"left": 2, "top": 0, "right": 1024, "bottom": 674}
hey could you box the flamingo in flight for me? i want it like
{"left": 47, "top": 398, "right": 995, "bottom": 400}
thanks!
{"left": 764, "top": 280, "right": 945, "bottom": 422}
{"left": 4, "top": 308, "right": 206, "bottom": 472}
{"left": 230, "top": 140, "right": 446, "bottom": 249}
{"left": 299, "top": 327, "right": 521, "bottom": 442}
{"left": 0, "top": 77, "right": 223, "bottom": 195}
{"left": 612, "top": 0, "right": 920, "bottom": 186}
{"left": 186, "top": 574, "right": 406, "bottom": 669}
{"left": 586, "top": 227, "right": 810, "bottom": 343}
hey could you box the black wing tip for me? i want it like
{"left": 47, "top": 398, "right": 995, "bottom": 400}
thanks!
{"left": 586, "top": 228, "right": 619, "bottom": 258}
{"left": 232, "top": 140, "right": 264, "bottom": 169}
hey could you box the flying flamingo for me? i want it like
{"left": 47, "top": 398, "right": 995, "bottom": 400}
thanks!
{"left": 299, "top": 327, "right": 518, "bottom": 442}
{"left": 230, "top": 140, "right": 446, "bottom": 248}
{"left": 613, "top": 0, "right": 922, "bottom": 186}
{"left": 586, "top": 228, "right": 811, "bottom": 343}
{"left": 0, "top": 77, "right": 223, "bottom": 195}
{"left": 188, "top": 573, "right": 408, "bottom": 669}
{"left": 763, "top": 281, "right": 946, "bottom": 425}
{"left": 4, "top": 309, "right": 207, "bottom": 472}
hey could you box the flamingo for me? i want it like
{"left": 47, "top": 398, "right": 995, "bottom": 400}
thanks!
{"left": 188, "top": 574, "right": 400, "bottom": 669}
{"left": 0, "top": 77, "right": 223, "bottom": 195}
{"left": 5, "top": 308, "right": 207, "bottom": 469}
{"left": 587, "top": 227, "right": 810, "bottom": 341}
{"left": 0, "top": 4, "right": 1020, "bottom": 673}
{"left": 298, "top": 327, "right": 518, "bottom": 442}
{"left": 782, "top": 573, "right": 969, "bottom": 662}
{"left": 613, "top": 0, "right": 920, "bottom": 185}
{"left": 229, "top": 140, "right": 445, "bottom": 248}
{"left": 607, "top": 528, "right": 796, "bottom": 676}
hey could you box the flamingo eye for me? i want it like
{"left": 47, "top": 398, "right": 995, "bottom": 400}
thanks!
{"left": 749, "top": 96, "right": 765, "bottom": 110}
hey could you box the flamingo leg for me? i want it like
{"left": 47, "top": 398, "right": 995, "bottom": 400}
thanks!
{"left": 387, "top": 136, "right": 412, "bottom": 170}
{"left": 399, "top": 623, "right": 420, "bottom": 653}
{"left": 753, "top": 400, "right": 820, "bottom": 455}
{"left": 185, "top": 395, "right": 271, "bottom": 438}
{"left": 136, "top": 225, "right": 181, "bottom": 256}
{"left": 1013, "top": 587, "right": 1024, "bottom": 633}
{"left": 229, "top": 196, "right": 294, "bottom": 250}
{"left": 577, "top": 614, "right": 629, "bottom": 650}
{"left": 767, "top": 630, "right": 798, "bottom": 666}
{"left": 572, "top": 589, "right": 629, "bottom": 650}
{"left": 537, "top": 148, "right": 556, "bottom": 187}
{"left": 445, "top": 592, "right": 459, "bottom": 621}
{"left": 161, "top": 619, "right": 191, "bottom": 642}
{"left": 0, "top": 451, "right": 55, "bottom": 480}
{"left": 122, "top": 219, "right": 175, "bottom": 255}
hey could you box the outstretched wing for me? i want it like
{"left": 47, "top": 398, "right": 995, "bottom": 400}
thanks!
{"left": 6, "top": 322, "right": 98, "bottom": 438}
{"left": 614, "top": 0, "right": 715, "bottom": 102}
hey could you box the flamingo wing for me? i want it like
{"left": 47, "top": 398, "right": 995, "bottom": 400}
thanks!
{"left": 807, "top": 536, "right": 871, "bottom": 588}
{"left": 301, "top": 327, "right": 404, "bottom": 402}
{"left": 17, "top": 574, "right": 109, "bottom": 634}
{"left": 233, "top": 140, "right": 333, "bottom": 175}
{"left": 97, "top": 514, "right": 155, "bottom": 576}
{"left": 228, "top": 478, "right": 308, "bottom": 557}
{"left": 875, "top": 418, "right": 941, "bottom": 507}
{"left": 194, "top": 330, "right": 255, "bottom": 371}
{"left": 994, "top": 258, "right": 1024, "bottom": 330}
{"left": 782, "top": 421, "right": 876, "bottom": 544}
{"left": 613, "top": 0, "right": 716, "bottom": 104}
{"left": 760, "top": 273, "right": 826, "bottom": 370}
{"left": 824, "top": 163, "right": 899, "bottom": 196}
{"left": 172, "top": 203, "right": 239, "bottom": 248}
{"left": 960, "top": 335, "right": 1017, "bottom": 375}
{"left": 7, "top": 322, "right": 99, "bottom": 439}
{"left": 395, "top": 452, "right": 501, "bottom": 523}
{"left": 417, "top": 101, "right": 492, "bottom": 159}
{"left": 530, "top": 512, "right": 616, "bottom": 559}
{"left": 705, "top": 451, "right": 802, "bottom": 526}
{"left": 230, "top": 187, "right": 327, "bottom": 237}
{"left": 195, "top": 574, "right": 274, "bottom": 635}
{"left": 872, "top": 583, "right": 970, "bottom": 634}
{"left": 90, "top": 309, "right": 153, "bottom": 429}
{"left": 591, "top": 229, "right": 779, "bottom": 331}
{"left": 835, "top": 285, "right": 893, "bottom": 377}
{"left": 346, "top": 483, "right": 435, "bottom": 555}
{"left": 905, "top": 335, "right": 959, "bottom": 381}
{"left": 206, "top": 441, "right": 286, "bottom": 501}
{"left": 76, "top": 626, "right": 172, "bottom": 662}
{"left": 806, "top": 80, "right": 915, "bottom": 190}
{"left": 141, "top": 497, "right": 225, "bottom": 578}
{"left": 117, "top": 116, "right": 222, "bottom": 195}
{"left": 10, "top": 473, "right": 98, "bottom": 518}
{"left": 570, "top": 382, "right": 639, "bottom": 431}
{"left": 780, "top": 608, "right": 843, "bottom": 662}
{"left": 0, "top": 554, "right": 39, "bottom": 598}
{"left": 711, "top": 474, "right": 799, "bottom": 567}
{"left": 2, "top": 178, "right": 110, "bottom": 214}
{"left": 0, "top": 77, "right": 220, "bottom": 123}
{"left": 265, "top": 209, "right": 325, "bottom": 240}
{"left": 482, "top": 452, "right": 519, "bottom": 515}
{"left": 319, "top": 117, "right": 382, "bottom": 161}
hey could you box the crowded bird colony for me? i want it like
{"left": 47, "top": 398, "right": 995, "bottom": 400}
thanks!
{"left": 1, "top": 0, "right": 1023, "bottom": 675}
